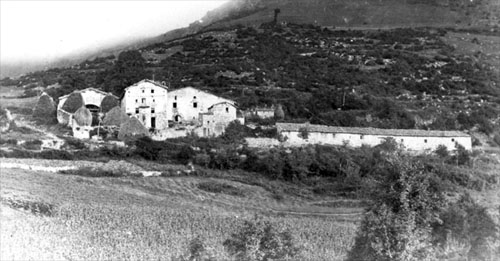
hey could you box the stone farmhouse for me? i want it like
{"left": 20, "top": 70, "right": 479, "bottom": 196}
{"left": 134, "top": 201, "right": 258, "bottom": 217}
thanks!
{"left": 119, "top": 80, "right": 244, "bottom": 139}
{"left": 120, "top": 79, "right": 169, "bottom": 129}
{"left": 57, "top": 88, "right": 117, "bottom": 126}
{"left": 277, "top": 123, "right": 472, "bottom": 151}
{"left": 198, "top": 102, "right": 242, "bottom": 137}
{"left": 167, "top": 87, "right": 235, "bottom": 124}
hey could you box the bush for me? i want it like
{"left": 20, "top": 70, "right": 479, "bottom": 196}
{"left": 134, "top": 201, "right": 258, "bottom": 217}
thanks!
{"left": 433, "top": 195, "right": 500, "bottom": 260}
{"left": 223, "top": 216, "right": 300, "bottom": 261}
{"left": 60, "top": 167, "right": 131, "bottom": 177}
{"left": 197, "top": 181, "right": 244, "bottom": 197}
{"left": 134, "top": 136, "right": 162, "bottom": 160}
{"left": 22, "top": 139, "right": 42, "bottom": 150}
{"left": 434, "top": 144, "right": 449, "bottom": 158}
{"left": 348, "top": 155, "right": 444, "bottom": 261}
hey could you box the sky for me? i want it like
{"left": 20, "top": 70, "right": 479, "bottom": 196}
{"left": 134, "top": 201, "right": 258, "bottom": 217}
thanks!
{"left": 0, "top": 0, "right": 227, "bottom": 64}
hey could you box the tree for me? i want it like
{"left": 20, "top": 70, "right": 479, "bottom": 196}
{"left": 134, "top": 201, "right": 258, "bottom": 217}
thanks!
{"left": 98, "top": 50, "right": 148, "bottom": 95}
{"left": 223, "top": 216, "right": 299, "bottom": 261}
{"left": 348, "top": 155, "right": 444, "bottom": 261}
{"left": 274, "top": 104, "right": 285, "bottom": 121}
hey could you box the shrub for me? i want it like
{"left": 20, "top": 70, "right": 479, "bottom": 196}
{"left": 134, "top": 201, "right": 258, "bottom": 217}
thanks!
{"left": 434, "top": 144, "right": 449, "bottom": 158}
{"left": 60, "top": 167, "right": 131, "bottom": 177}
{"left": 298, "top": 127, "right": 309, "bottom": 139}
{"left": 1, "top": 198, "right": 55, "bottom": 217}
{"left": 0, "top": 138, "right": 17, "bottom": 145}
{"left": 348, "top": 155, "right": 444, "bottom": 261}
{"left": 134, "top": 136, "right": 162, "bottom": 160}
{"left": 223, "top": 216, "right": 300, "bottom": 261}
{"left": 197, "top": 181, "right": 244, "bottom": 197}
{"left": 22, "top": 139, "right": 43, "bottom": 150}
{"left": 433, "top": 195, "right": 500, "bottom": 260}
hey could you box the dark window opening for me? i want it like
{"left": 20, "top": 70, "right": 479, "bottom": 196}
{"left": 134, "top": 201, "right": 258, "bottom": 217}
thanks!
{"left": 151, "top": 108, "right": 155, "bottom": 113}
{"left": 175, "top": 96, "right": 177, "bottom": 100}
{"left": 135, "top": 108, "right": 139, "bottom": 114}
{"left": 451, "top": 138, "right": 455, "bottom": 142}
{"left": 151, "top": 89, "right": 154, "bottom": 93}
{"left": 193, "top": 102, "right": 198, "bottom": 108}
{"left": 142, "top": 98, "right": 146, "bottom": 103}
{"left": 173, "top": 102, "right": 177, "bottom": 108}
{"left": 135, "top": 99, "right": 138, "bottom": 103}
{"left": 142, "top": 90, "right": 145, "bottom": 93}
{"left": 193, "top": 96, "right": 196, "bottom": 99}
{"left": 424, "top": 139, "right": 428, "bottom": 143}
{"left": 151, "top": 117, "right": 156, "bottom": 129}
{"left": 226, "top": 107, "right": 229, "bottom": 113}
{"left": 175, "top": 115, "right": 180, "bottom": 122}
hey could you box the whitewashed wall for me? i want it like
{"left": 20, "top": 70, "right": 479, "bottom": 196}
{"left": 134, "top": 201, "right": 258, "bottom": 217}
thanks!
{"left": 121, "top": 81, "right": 168, "bottom": 129}
{"left": 168, "top": 87, "right": 233, "bottom": 123}
{"left": 281, "top": 131, "right": 472, "bottom": 151}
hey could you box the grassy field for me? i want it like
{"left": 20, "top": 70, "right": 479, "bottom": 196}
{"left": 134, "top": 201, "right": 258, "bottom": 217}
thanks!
{"left": 0, "top": 166, "right": 360, "bottom": 260}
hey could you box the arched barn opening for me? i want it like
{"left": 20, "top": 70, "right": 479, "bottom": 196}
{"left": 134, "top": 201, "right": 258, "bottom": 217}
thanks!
{"left": 85, "top": 104, "right": 101, "bottom": 126}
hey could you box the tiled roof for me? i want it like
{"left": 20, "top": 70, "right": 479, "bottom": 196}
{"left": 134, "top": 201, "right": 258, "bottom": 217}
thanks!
{"left": 276, "top": 123, "right": 470, "bottom": 138}
{"left": 168, "top": 87, "right": 235, "bottom": 104}
{"left": 124, "top": 79, "right": 169, "bottom": 91}
{"left": 58, "top": 88, "right": 117, "bottom": 100}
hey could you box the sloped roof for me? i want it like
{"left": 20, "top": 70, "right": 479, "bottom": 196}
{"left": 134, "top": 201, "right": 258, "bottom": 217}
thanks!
{"left": 276, "top": 123, "right": 470, "bottom": 138}
{"left": 124, "top": 79, "right": 169, "bottom": 91}
{"left": 208, "top": 101, "right": 237, "bottom": 110}
{"left": 168, "top": 86, "right": 235, "bottom": 104}
{"left": 58, "top": 88, "right": 117, "bottom": 101}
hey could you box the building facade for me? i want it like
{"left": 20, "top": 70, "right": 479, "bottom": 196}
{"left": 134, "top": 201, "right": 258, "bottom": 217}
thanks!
{"left": 198, "top": 102, "right": 242, "bottom": 137}
{"left": 121, "top": 79, "right": 169, "bottom": 129}
{"left": 277, "top": 123, "right": 472, "bottom": 152}
{"left": 167, "top": 87, "right": 235, "bottom": 124}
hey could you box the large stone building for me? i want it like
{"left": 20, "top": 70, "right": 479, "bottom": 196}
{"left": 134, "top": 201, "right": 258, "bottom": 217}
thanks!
{"left": 121, "top": 79, "right": 169, "bottom": 129}
{"left": 167, "top": 87, "right": 235, "bottom": 124}
{"left": 198, "top": 102, "right": 243, "bottom": 137}
{"left": 277, "top": 123, "right": 472, "bottom": 152}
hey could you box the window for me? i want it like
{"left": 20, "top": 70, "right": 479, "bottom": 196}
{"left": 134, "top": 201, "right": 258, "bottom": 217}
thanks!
{"left": 401, "top": 139, "right": 404, "bottom": 142}
{"left": 142, "top": 89, "right": 145, "bottom": 93}
{"left": 360, "top": 135, "right": 364, "bottom": 140}
{"left": 151, "top": 89, "right": 154, "bottom": 93}
{"left": 127, "top": 113, "right": 131, "bottom": 116}
{"left": 193, "top": 96, "right": 196, "bottom": 99}
{"left": 207, "top": 121, "right": 210, "bottom": 124}
{"left": 193, "top": 102, "right": 198, "bottom": 108}
{"left": 135, "top": 99, "right": 138, "bottom": 103}
{"left": 142, "top": 98, "right": 146, "bottom": 103}
{"left": 151, "top": 108, "right": 155, "bottom": 113}
{"left": 424, "top": 139, "right": 428, "bottom": 143}
{"left": 135, "top": 108, "right": 139, "bottom": 114}
{"left": 175, "top": 96, "right": 177, "bottom": 100}
{"left": 153, "top": 99, "right": 155, "bottom": 103}
{"left": 451, "top": 138, "right": 455, "bottom": 142}
{"left": 226, "top": 107, "right": 229, "bottom": 113}
{"left": 173, "top": 102, "right": 177, "bottom": 108}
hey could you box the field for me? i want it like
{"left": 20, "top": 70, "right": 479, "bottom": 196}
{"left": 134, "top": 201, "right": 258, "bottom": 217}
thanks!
{"left": 0, "top": 161, "right": 361, "bottom": 260}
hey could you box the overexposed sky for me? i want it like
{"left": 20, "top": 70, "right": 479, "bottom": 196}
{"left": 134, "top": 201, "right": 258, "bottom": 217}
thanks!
{"left": 0, "top": 0, "right": 227, "bottom": 64}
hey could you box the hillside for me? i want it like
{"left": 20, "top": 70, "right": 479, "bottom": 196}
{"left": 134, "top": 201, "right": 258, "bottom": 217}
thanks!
{"left": 199, "top": 0, "right": 500, "bottom": 29}
{"left": 2, "top": 0, "right": 498, "bottom": 78}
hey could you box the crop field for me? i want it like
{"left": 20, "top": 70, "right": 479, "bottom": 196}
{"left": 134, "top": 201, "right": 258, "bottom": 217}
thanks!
{"left": 0, "top": 166, "right": 361, "bottom": 260}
